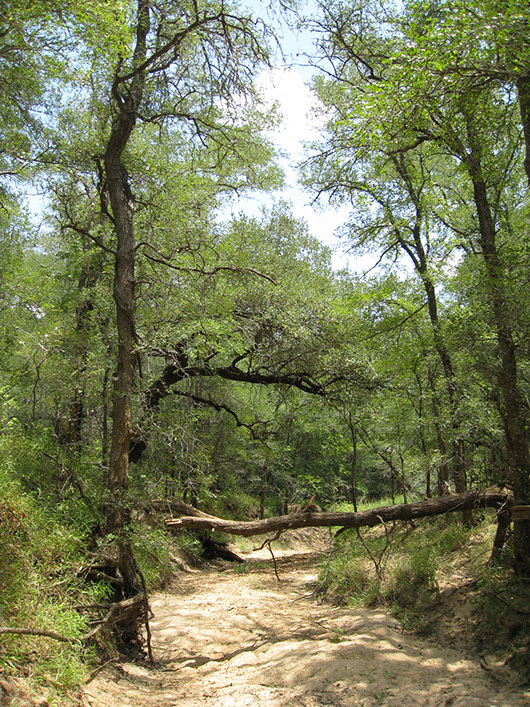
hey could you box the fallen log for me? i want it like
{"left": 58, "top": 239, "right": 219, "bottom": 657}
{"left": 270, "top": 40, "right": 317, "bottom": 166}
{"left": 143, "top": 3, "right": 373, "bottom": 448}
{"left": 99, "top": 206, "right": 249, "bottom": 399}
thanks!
{"left": 146, "top": 499, "right": 219, "bottom": 519}
{"left": 165, "top": 491, "right": 511, "bottom": 537}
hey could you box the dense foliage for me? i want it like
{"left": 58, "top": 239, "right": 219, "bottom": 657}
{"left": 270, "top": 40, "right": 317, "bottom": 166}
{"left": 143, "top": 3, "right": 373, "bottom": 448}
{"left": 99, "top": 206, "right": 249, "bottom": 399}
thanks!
{"left": 0, "top": 0, "right": 528, "bottom": 695}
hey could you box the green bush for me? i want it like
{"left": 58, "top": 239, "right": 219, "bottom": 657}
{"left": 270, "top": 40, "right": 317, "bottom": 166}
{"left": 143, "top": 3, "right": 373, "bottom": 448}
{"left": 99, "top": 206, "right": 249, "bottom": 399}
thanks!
{"left": 387, "top": 547, "right": 438, "bottom": 607}
{"left": 131, "top": 522, "right": 174, "bottom": 590}
{"left": 318, "top": 511, "right": 487, "bottom": 617}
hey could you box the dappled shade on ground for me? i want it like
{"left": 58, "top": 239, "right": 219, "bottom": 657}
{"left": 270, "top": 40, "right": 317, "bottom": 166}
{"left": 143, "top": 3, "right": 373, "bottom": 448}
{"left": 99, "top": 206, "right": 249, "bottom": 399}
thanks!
{"left": 82, "top": 538, "right": 528, "bottom": 706}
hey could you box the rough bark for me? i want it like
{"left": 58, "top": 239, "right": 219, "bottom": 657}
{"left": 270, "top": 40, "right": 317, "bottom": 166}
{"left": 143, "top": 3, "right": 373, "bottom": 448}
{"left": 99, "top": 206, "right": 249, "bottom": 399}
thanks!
{"left": 517, "top": 75, "right": 530, "bottom": 186}
{"left": 165, "top": 491, "right": 510, "bottom": 537}
{"left": 103, "top": 1, "right": 150, "bottom": 633}
{"left": 463, "top": 119, "right": 530, "bottom": 577}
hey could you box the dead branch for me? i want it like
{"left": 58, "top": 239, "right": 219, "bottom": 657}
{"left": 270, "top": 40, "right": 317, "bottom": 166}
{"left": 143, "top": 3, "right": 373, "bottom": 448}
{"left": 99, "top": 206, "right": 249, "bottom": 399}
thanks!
{"left": 266, "top": 541, "right": 281, "bottom": 581}
{"left": 253, "top": 529, "right": 285, "bottom": 550}
{"left": 0, "top": 595, "right": 146, "bottom": 646}
{"left": 0, "top": 627, "right": 74, "bottom": 643}
{"left": 166, "top": 491, "right": 511, "bottom": 537}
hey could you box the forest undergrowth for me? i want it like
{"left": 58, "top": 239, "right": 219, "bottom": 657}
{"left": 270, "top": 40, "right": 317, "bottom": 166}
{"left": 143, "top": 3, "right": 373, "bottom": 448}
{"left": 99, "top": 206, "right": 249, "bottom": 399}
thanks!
{"left": 0, "top": 431, "right": 177, "bottom": 704}
{"left": 1, "top": 434, "right": 528, "bottom": 705}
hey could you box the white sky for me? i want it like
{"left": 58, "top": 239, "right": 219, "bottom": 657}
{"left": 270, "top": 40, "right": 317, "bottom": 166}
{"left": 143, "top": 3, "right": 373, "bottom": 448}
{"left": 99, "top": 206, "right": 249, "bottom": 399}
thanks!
{"left": 225, "top": 65, "right": 356, "bottom": 270}
{"left": 221, "top": 1, "right": 361, "bottom": 272}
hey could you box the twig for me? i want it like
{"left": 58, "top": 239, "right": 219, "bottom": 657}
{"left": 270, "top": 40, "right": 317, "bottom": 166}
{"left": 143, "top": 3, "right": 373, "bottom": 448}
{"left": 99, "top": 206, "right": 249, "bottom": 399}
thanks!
{"left": 266, "top": 541, "right": 281, "bottom": 581}
{"left": 253, "top": 529, "right": 284, "bottom": 550}
{"left": 86, "top": 658, "right": 119, "bottom": 684}
{"left": 0, "top": 627, "right": 74, "bottom": 643}
{"left": 355, "top": 516, "right": 394, "bottom": 584}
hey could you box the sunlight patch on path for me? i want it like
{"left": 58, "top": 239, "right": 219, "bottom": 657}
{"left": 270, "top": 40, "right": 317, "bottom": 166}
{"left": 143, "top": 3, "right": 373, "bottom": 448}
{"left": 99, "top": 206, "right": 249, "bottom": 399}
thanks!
{"left": 82, "top": 545, "right": 528, "bottom": 707}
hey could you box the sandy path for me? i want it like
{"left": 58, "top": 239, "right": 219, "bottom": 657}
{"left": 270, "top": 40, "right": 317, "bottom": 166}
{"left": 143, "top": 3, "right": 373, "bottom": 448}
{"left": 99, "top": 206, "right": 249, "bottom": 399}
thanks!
{"left": 82, "top": 546, "right": 528, "bottom": 707}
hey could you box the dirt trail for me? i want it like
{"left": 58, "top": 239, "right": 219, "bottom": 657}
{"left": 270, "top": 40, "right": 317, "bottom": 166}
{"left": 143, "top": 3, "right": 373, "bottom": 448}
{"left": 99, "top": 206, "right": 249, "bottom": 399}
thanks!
{"left": 82, "top": 539, "right": 528, "bottom": 707}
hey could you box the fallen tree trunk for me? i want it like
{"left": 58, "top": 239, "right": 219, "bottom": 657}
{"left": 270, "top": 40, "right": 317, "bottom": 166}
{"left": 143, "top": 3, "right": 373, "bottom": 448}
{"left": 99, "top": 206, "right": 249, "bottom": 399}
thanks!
{"left": 165, "top": 491, "right": 511, "bottom": 537}
{"left": 145, "top": 499, "right": 216, "bottom": 518}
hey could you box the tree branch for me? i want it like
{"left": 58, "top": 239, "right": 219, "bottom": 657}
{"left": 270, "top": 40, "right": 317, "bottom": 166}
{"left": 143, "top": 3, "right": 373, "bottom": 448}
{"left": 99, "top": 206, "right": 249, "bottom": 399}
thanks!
{"left": 170, "top": 388, "right": 272, "bottom": 439}
{"left": 140, "top": 249, "right": 277, "bottom": 285}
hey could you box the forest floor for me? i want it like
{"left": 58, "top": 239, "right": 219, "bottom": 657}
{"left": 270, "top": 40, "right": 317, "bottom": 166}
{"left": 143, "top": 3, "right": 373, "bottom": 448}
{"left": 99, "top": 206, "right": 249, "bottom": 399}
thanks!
{"left": 80, "top": 531, "right": 529, "bottom": 707}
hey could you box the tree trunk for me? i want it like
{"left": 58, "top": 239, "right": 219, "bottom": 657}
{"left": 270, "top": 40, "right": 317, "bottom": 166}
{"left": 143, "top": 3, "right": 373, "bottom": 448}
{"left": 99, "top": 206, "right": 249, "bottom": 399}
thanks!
{"left": 259, "top": 463, "right": 269, "bottom": 519}
{"left": 421, "top": 264, "right": 472, "bottom": 521}
{"left": 166, "top": 491, "right": 511, "bottom": 537}
{"left": 351, "top": 432, "right": 358, "bottom": 512}
{"left": 517, "top": 75, "right": 530, "bottom": 187}
{"left": 464, "top": 125, "right": 530, "bottom": 576}
{"left": 346, "top": 411, "right": 358, "bottom": 511}
{"left": 399, "top": 452, "right": 408, "bottom": 505}
{"left": 426, "top": 363, "right": 449, "bottom": 495}
{"left": 392, "top": 157, "right": 469, "bottom": 516}
{"left": 56, "top": 237, "right": 104, "bottom": 450}
{"left": 102, "top": 1, "right": 150, "bottom": 642}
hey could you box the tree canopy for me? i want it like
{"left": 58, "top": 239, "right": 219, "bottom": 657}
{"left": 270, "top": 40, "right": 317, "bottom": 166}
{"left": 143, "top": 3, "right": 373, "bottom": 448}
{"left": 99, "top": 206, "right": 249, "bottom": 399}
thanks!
{"left": 0, "top": 0, "right": 529, "bottom": 664}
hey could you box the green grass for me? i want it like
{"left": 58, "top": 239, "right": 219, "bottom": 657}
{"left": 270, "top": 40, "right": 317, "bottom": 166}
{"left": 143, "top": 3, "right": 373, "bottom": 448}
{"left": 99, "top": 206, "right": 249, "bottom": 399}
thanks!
{"left": 0, "top": 433, "right": 180, "bottom": 700}
{"left": 318, "top": 511, "right": 487, "bottom": 610}
{"left": 317, "top": 508, "right": 530, "bottom": 680}
{"left": 0, "top": 484, "right": 91, "bottom": 695}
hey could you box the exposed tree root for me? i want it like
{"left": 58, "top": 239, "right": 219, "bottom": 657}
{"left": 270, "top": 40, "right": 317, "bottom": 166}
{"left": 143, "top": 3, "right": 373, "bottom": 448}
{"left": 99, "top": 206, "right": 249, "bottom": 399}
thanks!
{"left": 0, "top": 595, "right": 146, "bottom": 646}
{"left": 0, "top": 626, "right": 75, "bottom": 643}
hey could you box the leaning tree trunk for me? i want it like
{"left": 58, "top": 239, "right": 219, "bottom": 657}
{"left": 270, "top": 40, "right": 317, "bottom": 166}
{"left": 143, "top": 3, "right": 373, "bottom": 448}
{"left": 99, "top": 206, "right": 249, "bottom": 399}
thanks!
{"left": 391, "top": 155, "right": 471, "bottom": 520}
{"left": 419, "top": 249, "right": 471, "bottom": 519}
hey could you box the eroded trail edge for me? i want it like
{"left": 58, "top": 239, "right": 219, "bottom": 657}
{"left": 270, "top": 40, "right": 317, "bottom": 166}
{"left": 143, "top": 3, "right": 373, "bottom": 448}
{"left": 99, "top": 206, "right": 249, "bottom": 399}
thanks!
{"left": 82, "top": 542, "right": 528, "bottom": 707}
